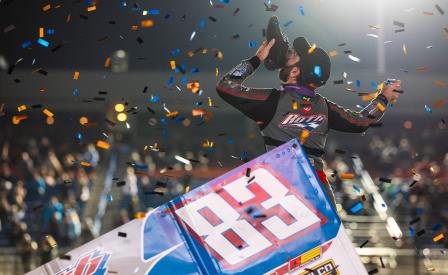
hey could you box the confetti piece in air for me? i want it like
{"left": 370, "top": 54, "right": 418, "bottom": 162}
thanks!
{"left": 435, "top": 4, "right": 444, "bottom": 15}
{"left": 366, "top": 34, "right": 378, "bottom": 38}
{"left": 299, "top": 6, "right": 305, "bottom": 16}
{"left": 17, "top": 105, "right": 27, "bottom": 112}
{"left": 299, "top": 129, "right": 310, "bottom": 144}
{"left": 434, "top": 80, "right": 446, "bottom": 88}
{"left": 190, "top": 31, "right": 196, "bottom": 41}
{"left": 424, "top": 104, "right": 432, "bottom": 113}
{"left": 328, "top": 50, "right": 337, "bottom": 57}
{"left": 402, "top": 44, "right": 407, "bottom": 55}
{"left": 12, "top": 115, "right": 28, "bottom": 125}
{"left": 185, "top": 186, "right": 190, "bottom": 193}
{"left": 249, "top": 41, "right": 257, "bottom": 48}
{"left": 416, "top": 229, "right": 426, "bottom": 237}
{"left": 308, "top": 43, "right": 316, "bottom": 54}
{"left": 283, "top": 21, "right": 293, "bottom": 28}
{"left": 433, "top": 233, "right": 444, "bottom": 242}
{"left": 73, "top": 71, "right": 79, "bottom": 80}
{"left": 175, "top": 155, "right": 191, "bottom": 165}
{"left": 360, "top": 240, "right": 369, "bottom": 248}
{"left": 80, "top": 161, "right": 91, "bottom": 167}
{"left": 118, "top": 232, "right": 127, "bottom": 238}
{"left": 87, "top": 6, "right": 96, "bottom": 12}
{"left": 169, "top": 60, "right": 176, "bottom": 70}
{"left": 348, "top": 54, "right": 360, "bottom": 62}
{"left": 37, "top": 38, "right": 49, "bottom": 47}
{"left": 292, "top": 100, "right": 298, "bottom": 110}
{"left": 350, "top": 202, "right": 363, "bottom": 213}
{"left": 43, "top": 4, "right": 51, "bottom": 11}
{"left": 393, "top": 21, "right": 405, "bottom": 28}
{"left": 141, "top": 20, "right": 154, "bottom": 27}
{"left": 42, "top": 108, "right": 54, "bottom": 117}
{"left": 368, "top": 268, "right": 379, "bottom": 275}
{"left": 39, "top": 28, "right": 44, "bottom": 38}
{"left": 340, "top": 173, "right": 355, "bottom": 179}
{"left": 46, "top": 235, "right": 57, "bottom": 248}
{"left": 96, "top": 140, "right": 110, "bottom": 150}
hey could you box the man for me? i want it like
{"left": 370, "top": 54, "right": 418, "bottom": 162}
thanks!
{"left": 216, "top": 28, "right": 401, "bottom": 206}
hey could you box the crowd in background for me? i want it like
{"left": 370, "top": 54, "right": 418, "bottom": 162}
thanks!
{"left": 0, "top": 137, "right": 98, "bottom": 271}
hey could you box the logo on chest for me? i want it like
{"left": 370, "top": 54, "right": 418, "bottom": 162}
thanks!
{"left": 279, "top": 113, "right": 326, "bottom": 131}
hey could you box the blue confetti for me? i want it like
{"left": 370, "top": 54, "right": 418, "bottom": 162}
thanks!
{"left": 194, "top": 101, "right": 203, "bottom": 106}
{"left": 76, "top": 132, "right": 83, "bottom": 141}
{"left": 107, "top": 194, "right": 113, "bottom": 201}
{"left": 432, "top": 223, "right": 442, "bottom": 231}
{"left": 149, "top": 9, "right": 159, "bottom": 15}
{"left": 149, "top": 95, "right": 159, "bottom": 103}
{"left": 199, "top": 19, "right": 206, "bottom": 29}
{"left": 353, "top": 184, "right": 361, "bottom": 193}
{"left": 164, "top": 14, "right": 171, "bottom": 20}
{"left": 21, "top": 41, "right": 32, "bottom": 48}
{"left": 249, "top": 41, "right": 257, "bottom": 48}
{"left": 181, "top": 77, "right": 187, "bottom": 87}
{"left": 190, "top": 67, "right": 199, "bottom": 73}
{"left": 37, "top": 38, "right": 49, "bottom": 47}
{"left": 227, "top": 136, "right": 234, "bottom": 144}
{"left": 356, "top": 80, "right": 361, "bottom": 87}
{"left": 409, "top": 227, "right": 415, "bottom": 237}
{"left": 160, "top": 118, "right": 168, "bottom": 125}
{"left": 72, "top": 88, "right": 80, "bottom": 97}
{"left": 350, "top": 202, "right": 363, "bottom": 213}
{"left": 170, "top": 48, "right": 180, "bottom": 56}
{"left": 167, "top": 76, "right": 174, "bottom": 86}
{"left": 220, "top": 0, "right": 230, "bottom": 3}
{"left": 283, "top": 20, "right": 293, "bottom": 27}
{"left": 134, "top": 164, "right": 148, "bottom": 170}
{"left": 46, "top": 29, "right": 55, "bottom": 35}
{"left": 299, "top": 6, "right": 305, "bottom": 16}
{"left": 313, "top": 65, "right": 322, "bottom": 77}
{"left": 370, "top": 81, "right": 377, "bottom": 89}
{"left": 424, "top": 104, "right": 432, "bottom": 113}
{"left": 174, "top": 116, "right": 185, "bottom": 123}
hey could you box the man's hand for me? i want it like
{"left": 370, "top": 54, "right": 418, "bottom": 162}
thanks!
{"left": 256, "top": 39, "right": 276, "bottom": 62}
{"left": 382, "top": 79, "right": 402, "bottom": 102}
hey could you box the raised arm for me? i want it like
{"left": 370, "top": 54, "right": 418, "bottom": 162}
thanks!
{"left": 216, "top": 39, "right": 280, "bottom": 125}
{"left": 327, "top": 79, "right": 402, "bottom": 133}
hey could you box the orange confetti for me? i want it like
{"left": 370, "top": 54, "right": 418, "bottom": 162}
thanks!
{"left": 432, "top": 99, "right": 446, "bottom": 109}
{"left": 80, "top": 161, "right": 91, "bottom": 167}
{"left": 433, "top": 233, "right": 444, "bottom": 242}
{"left": 73, "top": 71, "right": 80, "bottom": 80}
{"left": 434, "top": 80, "right": 446, "bottom": 88}
{"left": 141, "top": 20, "right": 154, "bottom": 27}
{"left": 104, "top": 57, "right": 111, "bottom": 68}
{"left": 187, "top": 81, "right": 200, "bottom": 93}
{"left": 192, "top": 108, "right": 206, "bottom": 116}
{"left": 12, "top": 115, "right": 28, "bottom": 125}
{"left": 423, "top": 11, "right": 434, "bottom": 15}
{"left": 340, "top": 173, "right": 355, "bottom": 180}
{"left": 87, "top": 6, "right": 96, "bottom": 12}
{"left": 66, "top": 14, "right": 71, "bottom": 23}
{"left": 328, "top": 50, "right": 337, "bottom": 57}
{"left": 187, "top": 51, "right": 194, "bottom": 58}
{"left": 131, "top": 25, "right": 139, "bottom": 31}
{"left": 17, "top": 105, "right": 27, "bottom": 112}
{"left": 42, "top": 108, "right": 54, "bottom": 117}
{"left": 376, "top": 102, "right": 385, "bottom": 112}
{"left": 42, "top": 4, "right": 51, "bottom": 12}
{"left": 39, "top": 28, "right": 44, "bottom": 38}
{"left": 416, "top": 66, "right": 428, "bottom": 72}
{"left": 96, "top": 140, "right": 110, "bottom": 150}
{"left": 308, "top": 43, "right": 317, "bottom": 54}
{"left": 166, "top": 111, "right": 179, "bottom": 117}
{"left": 135, "top": 212, "right": 146, "bottom": 219}
{"left": 292, "top": 100, "right": 298, "bottom": 110}
{"left": 299, "top": 129, "right": 310, "bottom": 144}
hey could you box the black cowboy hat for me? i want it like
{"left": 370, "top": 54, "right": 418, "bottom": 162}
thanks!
{"left": 264, "top": 16, "right": 290, "bottom": 71}
{"left": 293, "top": 37, "right": 331, "bottom": 88}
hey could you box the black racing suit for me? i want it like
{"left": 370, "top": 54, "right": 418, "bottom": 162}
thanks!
{"left": 216, "top": 56, "right": 389, "bottom": 205}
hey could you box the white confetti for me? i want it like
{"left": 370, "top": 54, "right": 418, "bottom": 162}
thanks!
{"left": 403, "top": 8, "right": 415, "bottom": 13}
{"left": 348, "top": 54, "right": 361, "bottom": 62}
{"left": 175, "top": 155, "right": 191, "bottom": 165}
{"left": 190, "top": 31, "right": 196, "bottom": 41}
{"left": 426, "top": 45, "right": 433, "bottom": 49}
{"left": 366, "top": 33, "right": 379, "bottom": 38}
{"left": 343, "top": 72, "right": 347, "bottom": 78}
{"left": 384, "top": 40, "right": 393, "bottom": 44}
{"left": 126, "top": 122, "right": 130, "bottom": 129}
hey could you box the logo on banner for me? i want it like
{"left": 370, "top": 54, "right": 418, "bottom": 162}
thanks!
{"left": 279, "top": 113, "right": 326, "bottom": 131}
{"left": 171, "top": 165, "right": 327, "bottom": 268}
{"left": 56, "top": 248, "right": 111, "bottom": 275}
{"left": 266, "top": 241, "right": 333, "bottom": 275}
{"left": 299, "top": 259, "right": 339, "bottom": 275}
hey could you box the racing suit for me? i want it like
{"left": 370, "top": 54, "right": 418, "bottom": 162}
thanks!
{"left": 216, "top": 56, "right": 389, "bottom": 205}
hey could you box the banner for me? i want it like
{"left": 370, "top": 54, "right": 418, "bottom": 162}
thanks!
{"left": 28, "top": 139, "right": 367, "bottom": 275}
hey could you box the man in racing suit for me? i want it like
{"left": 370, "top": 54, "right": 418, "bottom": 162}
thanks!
{"left": 216, "top": 38, "right": 402, "bottom": 206}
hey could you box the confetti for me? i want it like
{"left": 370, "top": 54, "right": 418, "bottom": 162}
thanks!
{"left": 368, "top": 268, "right": 378, "bottom": 275}
{"left": 118, "top": 232, "right": 127, "bottom": 238}
{"left": 249, "top": 41, "right": 257, "bottom": 48}
{"left": 350, "top": 202, "right": 363, "bottom": 213}
{"left": 42, "top": 4, "right": 51, "bottom": 12}
{"left": 17, "top": 105, "right": 27, "bottom": 112}
{"left": 37, "top": 38, "right": 50, "bottom": 47}
{"left": 299, "top": 6, "right": 305, "bottom": 16}
{"left": 424, "top": 104, "right": 432, "bottom": 113}
{"left": 308, "top": 43, "right": 316, "bottom": 54}
{"left": 393, "top": 21, "right": 405, "bottom": 28}
{"left": 73, "top": 71, "right": 79, "bottom": 80}
{"left": 141, "top": 20, "right": 154, "bottom": 27}
{"left": 299, "top": 129, "right": 310, "bottom": 144}
{"left": 87, "top": 6, "right": 96, "bottom": 12}
{"left": 42, "top": 108, "right": 54, "bottom": 117}
{"left": 376, "top": 102, "right": 385, "bottom": 112}
{"left": 96, "top": 140, "right": 110, "bottom": 150}
{"left": 80, "top": 161, "right": 91, "bottom": 167}
{"left": 348, "top": 54, "right": 360, "bottom": 62}
{"left": 45, "top": 235, "right": 57, "bottom": 248}
{"left": 340, "top": 173, "right": 355, "bottom": 179}
{"left": 410, "top": 217, "right": 420, "bottom": 225}
{"left": 402, "top": 44, "right": 407, "bottom": 55}
{"left": 435, "top": 4, "right": 444, "bottom": 15}
{"left": 433, "top": 233, "right": 444, "bottom": 242}
{"left": 328, "top": 50, "right": 337, "bottom": 57}
{"left": 416, "top": 229, "right": 426, "bottom": 237}
{"left": 360, "top": 240, "right": 369, "bottom": 248}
